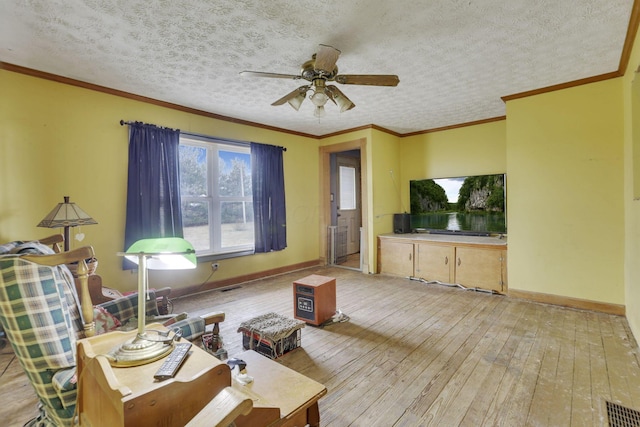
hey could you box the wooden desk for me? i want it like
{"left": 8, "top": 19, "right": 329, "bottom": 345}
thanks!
{"left": 233, "top": 350, "right": 327, "bottom": 427}
{"left": 76, "top": 325, "right": 231, "bottom": 427}
{"left": 77, "top": 328, "right": 327, "bottom": 427}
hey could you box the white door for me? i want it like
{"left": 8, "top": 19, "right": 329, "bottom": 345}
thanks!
{"left": 337, "top": 155, "right": 361, "bottom": 255}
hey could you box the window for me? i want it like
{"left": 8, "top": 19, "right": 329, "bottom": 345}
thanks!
{"left": 179, "top": 136, "right": 254, "bottom": 257}
{"left": 339, "top": 165, "right": 356, "bottom": 210}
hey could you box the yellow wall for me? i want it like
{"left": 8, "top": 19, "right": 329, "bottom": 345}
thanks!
{"left": 399, "top": 120, "right": 507, "bottom": 210}
{"left": 0, "top": 69, "right": 320, "bottom": 292}
{"left": 505, "top": 79, "right": 625, "bottom": 304}
{"left": 624, "top": 23, "right": 640, "bottom": 341}
{"left": 368, "top": 129, "right": 402, "bottom": 269}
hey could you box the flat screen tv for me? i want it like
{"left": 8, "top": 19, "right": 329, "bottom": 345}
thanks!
{"left": 409, "top": 173, "right": 506, "bottom": 235}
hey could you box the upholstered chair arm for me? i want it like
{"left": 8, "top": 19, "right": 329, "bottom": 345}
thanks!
{"left": 164, "top": 312, "right": 225, "bottom": 342}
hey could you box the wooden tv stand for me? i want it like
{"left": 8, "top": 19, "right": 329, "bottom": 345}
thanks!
{"left": 378, "top": 233, "right": 508, "bottom": 293}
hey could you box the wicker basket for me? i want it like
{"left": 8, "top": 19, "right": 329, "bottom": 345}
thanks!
{"left": 66, "top": 257, "right": 98, "bottom": 277}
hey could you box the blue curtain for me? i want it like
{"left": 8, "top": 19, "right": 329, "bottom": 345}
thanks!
{"left": 123, "top": 123, "right": 183, "bottom": 266}
{"left": 251, "top": 142, "right": 287, "bottom": 252}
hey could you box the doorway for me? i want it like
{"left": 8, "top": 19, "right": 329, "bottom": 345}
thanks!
{"left": 330, "top": 150, "right": 362, "bottom": 270}
{"left": 319, "top": 138, "right": 369, "bottom": 273}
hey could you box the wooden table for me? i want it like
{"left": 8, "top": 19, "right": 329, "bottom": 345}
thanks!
{"left": 233, "top": 350, "right": 327, "bottom": 427}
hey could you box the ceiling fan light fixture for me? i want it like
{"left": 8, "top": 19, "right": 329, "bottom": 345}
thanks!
{"left": 335, "top": 95, "right": 355, "bottom": 113}
{"left": 310, "top": 78, "right": 330, "bottom": 107}
{"left": 314, "top": 105, "right": 326, "bottom": 118}
{"left": 326, "top": 85, "right": 355, "bottom": 113}
{"left": 287, "top": 92, "right": 306, "bottom": 111}
{"left": 310, "top": 89, "right": 329, "bottom": 107}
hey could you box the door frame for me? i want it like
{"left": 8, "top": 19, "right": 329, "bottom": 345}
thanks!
{"left": 319, "top": 138, "right": 370, "bottom": 273}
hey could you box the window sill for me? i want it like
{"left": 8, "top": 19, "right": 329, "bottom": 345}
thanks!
{"left": 197, "top": 249, "right": 255, "bottom": 263}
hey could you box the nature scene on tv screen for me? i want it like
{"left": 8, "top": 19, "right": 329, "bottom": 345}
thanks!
{"left": 410, "top": 174, "right": 506, "bottom": 234}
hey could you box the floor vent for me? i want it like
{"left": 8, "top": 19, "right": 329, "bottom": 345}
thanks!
{"left": 607, "top": 400, "right": 640, "bottom": 427}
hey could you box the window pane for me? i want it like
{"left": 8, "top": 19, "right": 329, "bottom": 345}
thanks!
{"left": 182, "top": 200, "right": 210, "bottom": 251}
{"left": 221, "top": 201, "right": 254, "bottom": 248}
{"left": 219, "top": 150, "right": 251, "bottom": 197}
{"left": 179, "top": 145, "right": 208, "bottom": 196}
{"left": 180, "top": 138, "right": 254, "bottom": 256}
{"left": 339, "top": 166, "right": 356, "bottom": 210}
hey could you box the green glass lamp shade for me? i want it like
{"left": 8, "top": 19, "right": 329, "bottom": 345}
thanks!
{"left": 125, "top": 237, "right": 197, "bottom": 270}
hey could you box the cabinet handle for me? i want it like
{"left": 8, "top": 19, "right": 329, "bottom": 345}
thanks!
{"left": 445, "top": 256, "right": 448, "bottom": 265}
{"left": 457, "top": 258, "right": 461, "bottom": 266}
{"left": 409, "top": 253, "right": 412, "bottom": 261}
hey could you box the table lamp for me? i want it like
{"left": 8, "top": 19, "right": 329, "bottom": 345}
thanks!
{"left": 108, "top": 237, "right": 197, "bottom": 367}
{"left": 37, "top": 196, "right": 98, "bottom": 251}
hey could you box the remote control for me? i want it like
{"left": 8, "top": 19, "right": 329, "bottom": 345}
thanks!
{"left": 153, "top": 342, "right": 192, "bottom": 381}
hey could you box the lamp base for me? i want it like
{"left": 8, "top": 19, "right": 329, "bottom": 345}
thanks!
{"left": 106, "top": 331, "right": 174, "bottom": 367}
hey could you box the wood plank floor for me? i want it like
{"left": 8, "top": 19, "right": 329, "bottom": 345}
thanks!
{"left": 1, "top": 266, "right": 640, "bottom": 426}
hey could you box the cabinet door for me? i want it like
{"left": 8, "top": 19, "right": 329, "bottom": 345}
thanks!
{"left": 379, "top": 240, "right": 414, "bottom": 277}
{"left": 454, "top": 247, "right": 506, "bottom": 292}
{"left": 415, "top": 243, "right": 454, "bottom": 283}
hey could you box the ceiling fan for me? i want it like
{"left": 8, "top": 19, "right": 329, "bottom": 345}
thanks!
{"left": 240, "top": 44, "right": 400, "bottom": 117}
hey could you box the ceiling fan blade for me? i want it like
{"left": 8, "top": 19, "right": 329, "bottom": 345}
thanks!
{"left": 314, "top": 44, "right": 341, "bottom": 74}
{"left": 271, "top": 85, "right": 310, "bottom": 110}
{"left": 334, "top": 74, "right": 400, "bottom": 86}
{"left": 240, "top": 71, "right": 301, "bottom": 80}
{"left": 326, "top": 85, "right": 355, "bottom": 112}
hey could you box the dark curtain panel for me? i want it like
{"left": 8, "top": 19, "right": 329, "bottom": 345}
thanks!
{"left": 251, "top": 142, "right": 287, "bottom": 252}
{"left": 123, "top": 123, "right": 183, "bottom": 267}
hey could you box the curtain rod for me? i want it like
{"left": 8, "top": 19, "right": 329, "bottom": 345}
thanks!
{"left": 120, "top": 120, "right": 286, "bottom": 152}
{"left": 119, "top": 119, "right": 180, "bottom": 132}
{"left": 181, "top": 130, "right": 286, "bottom": 152}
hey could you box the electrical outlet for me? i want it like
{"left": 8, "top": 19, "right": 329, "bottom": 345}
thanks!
{"left": 211, "top": 262, "right": 219, "bottom": 271}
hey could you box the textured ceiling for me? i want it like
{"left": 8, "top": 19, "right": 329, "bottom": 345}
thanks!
{"left": 0, "top": 0, "right": 635, "bottom": 136}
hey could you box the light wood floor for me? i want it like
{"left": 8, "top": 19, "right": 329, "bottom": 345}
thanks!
{"left": 2, "top": 266, "right": 640, "bottom": 426}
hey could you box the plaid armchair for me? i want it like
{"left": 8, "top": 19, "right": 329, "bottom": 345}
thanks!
{"left": 0, "top": 240, "right": 218, "bottom": 426}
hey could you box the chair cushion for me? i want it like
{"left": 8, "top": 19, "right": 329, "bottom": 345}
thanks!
{"left": 93, "top": 305, "right": 121, "bottom": 334}
{"left": 0, "top": 241, "right": 21, "bottom": 255}
{"left": 97, "top": 290, "right": 160, "bottom": 323}
{"left": 10, "top": 241, "right": 56, "bottom": 255}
